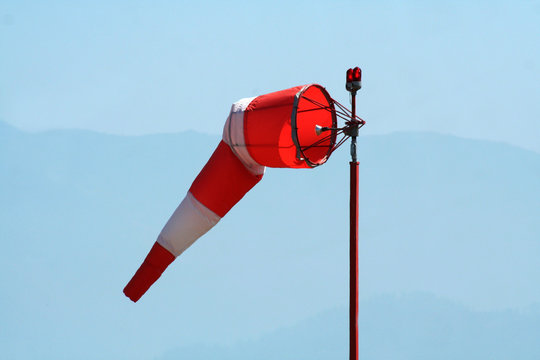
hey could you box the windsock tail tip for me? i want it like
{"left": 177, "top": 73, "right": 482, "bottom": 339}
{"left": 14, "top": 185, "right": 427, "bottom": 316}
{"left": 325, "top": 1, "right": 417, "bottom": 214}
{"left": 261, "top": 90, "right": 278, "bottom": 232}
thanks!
{"left": 123, "top": 242, "right": 175, "bottom": 302}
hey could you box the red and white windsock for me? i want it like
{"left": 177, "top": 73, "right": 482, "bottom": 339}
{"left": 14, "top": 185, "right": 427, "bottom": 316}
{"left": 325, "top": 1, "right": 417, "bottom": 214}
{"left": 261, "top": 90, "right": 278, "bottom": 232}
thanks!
{"left": 124, "top": 84, "right": 336, "bottom": 302}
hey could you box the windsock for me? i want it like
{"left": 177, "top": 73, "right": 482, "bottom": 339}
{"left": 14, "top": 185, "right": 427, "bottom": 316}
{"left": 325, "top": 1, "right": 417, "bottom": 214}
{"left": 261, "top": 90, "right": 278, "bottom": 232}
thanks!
{"left": 124, "top": 84, "right": 336, "bottom": 302}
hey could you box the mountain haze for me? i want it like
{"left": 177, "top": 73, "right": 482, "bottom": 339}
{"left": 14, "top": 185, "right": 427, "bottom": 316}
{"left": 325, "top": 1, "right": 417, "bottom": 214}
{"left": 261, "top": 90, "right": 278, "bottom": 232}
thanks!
{"left": 1, "top": 122, "right": 539, "bottom": 359}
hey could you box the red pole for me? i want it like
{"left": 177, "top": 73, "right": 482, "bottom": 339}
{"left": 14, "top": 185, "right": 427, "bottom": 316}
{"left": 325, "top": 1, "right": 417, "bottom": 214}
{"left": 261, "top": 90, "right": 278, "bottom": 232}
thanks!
{"left": 346, "top": 66, "right": 361, "bottom": 360}
{"left": 350, "top": 160, "right": 359, "bottom": 360}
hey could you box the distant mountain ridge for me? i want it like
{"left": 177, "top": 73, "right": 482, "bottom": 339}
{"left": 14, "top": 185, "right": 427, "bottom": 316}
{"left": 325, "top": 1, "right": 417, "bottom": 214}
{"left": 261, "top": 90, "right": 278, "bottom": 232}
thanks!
{"left": 1, "top": 122, "right": 539, "bottom": 359}
{"left": 159, "top": 294, "right": 540, "bottom": 360}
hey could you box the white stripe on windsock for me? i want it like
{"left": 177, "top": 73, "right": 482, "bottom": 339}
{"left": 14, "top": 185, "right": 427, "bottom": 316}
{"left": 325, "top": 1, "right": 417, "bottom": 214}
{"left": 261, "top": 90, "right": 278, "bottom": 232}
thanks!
{"left": 157, "top": 191, "right": 221, "bottom": 257}
{"left": 157, "top": 98, "right": 266, "bottom": 259}
{"left": 222, "top": 96, "right": 265, "bottom": 176}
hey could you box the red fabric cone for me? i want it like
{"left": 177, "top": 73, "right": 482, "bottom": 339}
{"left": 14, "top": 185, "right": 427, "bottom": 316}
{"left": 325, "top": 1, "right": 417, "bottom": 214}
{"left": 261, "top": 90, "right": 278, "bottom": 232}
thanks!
{"left": 123, "top": 242, "right": 175, "bottom": 302}
{"left": 189, "top": 140, "right": 263, "bottom": 217}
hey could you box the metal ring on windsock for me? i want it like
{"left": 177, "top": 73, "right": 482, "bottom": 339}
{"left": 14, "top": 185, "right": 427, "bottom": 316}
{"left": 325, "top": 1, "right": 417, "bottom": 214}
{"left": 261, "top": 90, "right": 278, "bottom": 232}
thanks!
{"left": 124, "top": 84, "right": 338, "bottom": 302}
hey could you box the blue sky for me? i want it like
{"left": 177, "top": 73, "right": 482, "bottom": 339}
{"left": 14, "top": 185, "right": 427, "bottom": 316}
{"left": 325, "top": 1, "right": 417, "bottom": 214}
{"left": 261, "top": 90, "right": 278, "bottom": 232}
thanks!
{"left": 1, "top": 0, "right": 538, "bottom": 152}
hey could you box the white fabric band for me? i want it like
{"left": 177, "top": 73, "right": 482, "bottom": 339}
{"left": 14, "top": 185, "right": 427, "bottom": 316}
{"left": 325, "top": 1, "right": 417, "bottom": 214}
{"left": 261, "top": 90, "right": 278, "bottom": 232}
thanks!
{"left": 157, "top": 191, "right": 221, "bottom": 257}
{"left": 222, "top": 97, "right": 265, "bottom": 176}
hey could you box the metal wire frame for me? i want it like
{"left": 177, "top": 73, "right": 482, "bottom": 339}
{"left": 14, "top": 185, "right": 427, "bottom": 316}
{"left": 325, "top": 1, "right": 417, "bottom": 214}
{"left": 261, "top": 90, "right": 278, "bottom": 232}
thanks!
{"left": 297, "top": 95, "right": 366, "bottom": 157}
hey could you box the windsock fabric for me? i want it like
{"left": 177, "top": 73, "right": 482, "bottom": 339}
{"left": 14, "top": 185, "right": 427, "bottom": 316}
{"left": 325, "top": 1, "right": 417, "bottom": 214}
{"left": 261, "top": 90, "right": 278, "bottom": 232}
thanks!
{"left": 157, "top": 191, "right": 221, "bottom": 257}
{"left": 189, "top": 140, "right": 263, "bottom": 218}
{"left": 124, "top": 103, "right": 265, "bottom": 302}
{"left": 222, "top": 96, "right": 264, "bottom": 175}
{"left": 123, "top": 242, "right": 175, "bottom": 302}
{"left": 124, "top": 84, "right": 335, "bottom": 302}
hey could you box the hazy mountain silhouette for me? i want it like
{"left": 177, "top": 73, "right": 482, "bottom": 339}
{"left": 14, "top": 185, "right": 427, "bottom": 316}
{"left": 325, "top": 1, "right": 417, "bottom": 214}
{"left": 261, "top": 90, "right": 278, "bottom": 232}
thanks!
{"left": 159, "top": 294, "right": 540, "bottom": 360}
{"left": 1, "top": 122, "right": 539, "bottom": 359}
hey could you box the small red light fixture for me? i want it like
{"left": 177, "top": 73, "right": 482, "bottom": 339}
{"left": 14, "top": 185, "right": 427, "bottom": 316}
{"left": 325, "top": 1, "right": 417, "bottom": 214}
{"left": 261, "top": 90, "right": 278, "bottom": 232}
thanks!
{"left": 346, "top": 68, "right": 354, "bottom": 83}
{"left": 352, "top": 67, "right": 361, "bottom": 82}
{"left": 346, "top": 66, "right": 362, "bottom": 93}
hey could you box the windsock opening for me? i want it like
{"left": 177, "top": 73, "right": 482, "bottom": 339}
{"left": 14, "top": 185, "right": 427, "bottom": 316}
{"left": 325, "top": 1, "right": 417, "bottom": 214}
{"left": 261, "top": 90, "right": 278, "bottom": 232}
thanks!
{"left": 292, "top": 84, "right": 337, "bottom": 167}
{"left": 242, "top": 84, "right": 336, "bottom": 169}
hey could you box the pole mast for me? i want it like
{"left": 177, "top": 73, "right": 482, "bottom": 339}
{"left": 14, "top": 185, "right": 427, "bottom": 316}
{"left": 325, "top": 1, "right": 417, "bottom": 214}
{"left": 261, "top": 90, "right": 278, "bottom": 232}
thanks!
{"left": 345, "top": 67, "right": 362, "bottom": 360}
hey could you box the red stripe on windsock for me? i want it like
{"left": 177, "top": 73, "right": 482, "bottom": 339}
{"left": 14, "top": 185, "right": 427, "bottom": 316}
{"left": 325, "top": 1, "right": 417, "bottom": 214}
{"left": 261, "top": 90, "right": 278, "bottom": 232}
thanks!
{"left": 123, "top": 242, "right": 175, "bottom": 302}
{"left": 189, "top": 140, "right": 263, "bottom": 218}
